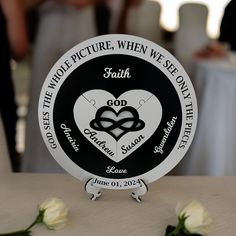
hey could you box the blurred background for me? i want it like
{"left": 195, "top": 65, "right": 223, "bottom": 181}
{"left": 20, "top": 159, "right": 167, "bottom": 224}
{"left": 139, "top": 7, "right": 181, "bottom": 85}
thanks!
{"left": 1, "top": 0, "right": 236, "bottom": 175}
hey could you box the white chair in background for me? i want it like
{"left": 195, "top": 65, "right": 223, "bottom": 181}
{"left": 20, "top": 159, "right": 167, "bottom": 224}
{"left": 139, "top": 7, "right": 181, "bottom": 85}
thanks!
{"left": 127, "top": 0, "right": 163, "bottom": 45}
{"left": 174, "top": 3, "right": 209, "bottom": 75}
{"left": 0, "top": 115, "right": 11, "bottom": 173}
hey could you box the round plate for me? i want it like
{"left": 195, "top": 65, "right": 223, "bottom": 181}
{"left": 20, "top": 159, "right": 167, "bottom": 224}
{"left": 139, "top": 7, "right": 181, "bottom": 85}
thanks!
{"left": 38, "top": 34, "right": 197, "bottom": 189}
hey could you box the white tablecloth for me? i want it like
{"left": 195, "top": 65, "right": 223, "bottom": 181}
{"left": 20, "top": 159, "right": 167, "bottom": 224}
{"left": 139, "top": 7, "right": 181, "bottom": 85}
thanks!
{"left": 175, "top": 56, "right": 236, "bottom": 175}
{"left": 0, "top": 174, "right": 235, "bottom": 235}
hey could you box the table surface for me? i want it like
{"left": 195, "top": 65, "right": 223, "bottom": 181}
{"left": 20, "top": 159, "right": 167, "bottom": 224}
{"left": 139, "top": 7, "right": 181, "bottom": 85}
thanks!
{"left": 0, "top": 174, "right": 235, "bottom": 235}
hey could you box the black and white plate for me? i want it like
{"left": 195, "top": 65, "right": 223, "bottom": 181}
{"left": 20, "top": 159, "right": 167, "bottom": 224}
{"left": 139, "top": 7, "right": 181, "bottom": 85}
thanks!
{"left": 38, "top": 34, "right": 197, "bottom": 189}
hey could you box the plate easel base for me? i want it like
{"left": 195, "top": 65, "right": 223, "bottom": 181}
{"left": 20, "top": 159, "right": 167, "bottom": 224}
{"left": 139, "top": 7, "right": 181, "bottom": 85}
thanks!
{"left": 84, "top": 178, "right": 148, "bottom": 202}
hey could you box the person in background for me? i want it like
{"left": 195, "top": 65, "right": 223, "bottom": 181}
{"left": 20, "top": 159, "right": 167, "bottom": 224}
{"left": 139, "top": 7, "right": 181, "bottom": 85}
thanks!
{"left": 219, "top": 0, "right": 236, "bottom": 51}
{"left": 194, "top": 0, "right": 236, "bottom": 59}
{"left": 22, "top": 0, "right": 99, "bottom": 173}
{"left": 95, "top": 0, "right": 141, "bottom": 36}
{"left": 94, "top": 0, "right": 111, "bottom": 35}
{"left": 22, "top": 0, "right": 141, "bottom": 173}
{"left": 0, "top": 0, "right": 28, "bottom": 171}
{"left": 116, "top": 0, "right": 141, "bottom": 34}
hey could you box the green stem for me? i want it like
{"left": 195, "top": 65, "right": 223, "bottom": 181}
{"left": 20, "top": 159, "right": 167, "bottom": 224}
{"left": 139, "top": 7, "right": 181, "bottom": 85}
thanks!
{"left": 166, "top": 222, "right": 183, "bottom": 236}
{"left": 0, "top": 210, "right": 45, "bottom": 236}
{"left": 167, "top": 215, "right": 188, "bottom": 236}
{"left": 0, "top": 230, "right": 31, "bottom": 236}
{"left": 25, "top": 210, "right": 45, "bottom": 232}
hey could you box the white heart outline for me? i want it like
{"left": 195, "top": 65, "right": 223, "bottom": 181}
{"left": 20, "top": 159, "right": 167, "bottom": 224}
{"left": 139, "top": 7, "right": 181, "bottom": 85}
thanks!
{"left": 73, "top": 89, "right": 162, "bottom": 162}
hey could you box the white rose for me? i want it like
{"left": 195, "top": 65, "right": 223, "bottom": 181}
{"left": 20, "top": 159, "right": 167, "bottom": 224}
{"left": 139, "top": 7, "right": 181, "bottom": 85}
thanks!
{"left": 176, "top": 201, "right": 212, "bottom": 235}
{"left": 40, "top": 198, "right": 68, "bottom": 230}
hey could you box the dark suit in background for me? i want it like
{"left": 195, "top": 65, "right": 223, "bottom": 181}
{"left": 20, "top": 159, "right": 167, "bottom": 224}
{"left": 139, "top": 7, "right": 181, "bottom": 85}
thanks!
{"left": 219, "top": 0, "right": 236, "bottom": 51}
{"left": 0, "top": 7, "right": 17, "bottom": 171}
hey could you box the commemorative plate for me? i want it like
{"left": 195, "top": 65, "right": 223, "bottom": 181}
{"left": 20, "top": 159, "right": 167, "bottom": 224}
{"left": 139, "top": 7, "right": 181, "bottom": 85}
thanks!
{"left": 38, "top": 34, "right": 197, "bottom": 189}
